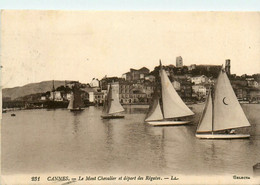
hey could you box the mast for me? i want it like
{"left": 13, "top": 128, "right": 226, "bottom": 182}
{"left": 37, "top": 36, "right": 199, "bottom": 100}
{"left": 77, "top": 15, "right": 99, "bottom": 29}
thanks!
{"left": 211, "top": 86, "right": 214, "bottom": 134}
{"left": 211, "top": 67, "right": 222, "bottom": 133}
{"left": 159, "top": 60, "right": 164, "bottom": 118}
{"left": 52, "top": 80, "right": 55, "bottom": 101}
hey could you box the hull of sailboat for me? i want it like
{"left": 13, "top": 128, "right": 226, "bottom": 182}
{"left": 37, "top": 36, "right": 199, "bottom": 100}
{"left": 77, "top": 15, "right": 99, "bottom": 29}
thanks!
{"left": 69, "top": 108, "right": 84, "bottom": 112}
{"left": 101, "top": 115, "right": 125, "bottom": 119}
{"left": 147, "top": 120, "right": 191, "bottom": 126}
{"left": 195, "top": 133, "right": 250, "bottom": 139}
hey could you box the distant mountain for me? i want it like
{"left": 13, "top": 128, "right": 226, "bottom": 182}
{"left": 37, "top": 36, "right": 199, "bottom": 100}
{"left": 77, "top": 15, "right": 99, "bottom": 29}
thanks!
{"left": 2, "top": 80, "right": 68, "bottom": 100}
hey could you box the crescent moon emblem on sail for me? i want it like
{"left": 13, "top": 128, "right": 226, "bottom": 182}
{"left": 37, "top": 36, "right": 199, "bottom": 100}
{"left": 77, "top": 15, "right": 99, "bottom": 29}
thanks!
{"left": 223, "top": 97, "right": 228, "bottom": 105}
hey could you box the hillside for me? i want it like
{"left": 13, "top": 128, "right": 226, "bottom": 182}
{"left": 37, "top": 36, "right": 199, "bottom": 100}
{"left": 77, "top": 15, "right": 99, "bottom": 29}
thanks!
{"left": 2, "top": 80, "right": 68, "bottom": 100}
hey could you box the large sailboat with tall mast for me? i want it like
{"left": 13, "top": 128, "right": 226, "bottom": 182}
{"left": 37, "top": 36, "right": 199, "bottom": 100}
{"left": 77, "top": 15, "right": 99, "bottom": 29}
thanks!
{"left": 101, "top": 82, "right": 125, "bottom": 119}
{"left": 145, "top": 60, "right": 194, "bottom": 126}
{"left": 196, "top": 68, "right": 251, "bottom": 139}
{"left": 67, "top": 83, "right": 84, "bottom": 111}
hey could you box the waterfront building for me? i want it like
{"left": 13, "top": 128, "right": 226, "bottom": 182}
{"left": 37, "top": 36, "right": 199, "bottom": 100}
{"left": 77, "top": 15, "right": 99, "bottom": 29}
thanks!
{"left": 144, "top": 75, "right": 155, "bottom": 82}
{"left": 81, "top": 86, "right": 100, "bottom": 103}
{"left": 123, "top": 67, "right": 150, "bottom": 81}
{"left": 66, "top": 93, "right": 72, "bottom": 101}
{"left": 94, "top": 92, "right": 105, "bottom": 105}
{"left": 119, "top": 80, "right": 154, "bottom": 104}
{"left": 179, "top": 80, "right": 193, "bottom": 100}
{"left": 249, "top": 90, "right": 260, "bottom": 103}
{"left": 141, "top": 80, "right": 155, "bottom": 100}
{"left": 49, "top": 91, "right": 63, "bottom": 101}
{"left": 40, "top": 94, "right": 46, "bottom": 101}
{"left": 192, "top": 84, "right": 207, "bottom": 99}
{"left": 191, "top": 75, "right": 209, "bottom": 85}
{"left": 88, "top": 92, "right": 95, "bottom": 102}
{"left": 90, "top": 78, "right": 100, "bottom": 88}
{"left": 119, "top": 81, "right": 133, "bottom": 104}
{"left": 100, "top": 76, "right": 122, "bottom": 90}
{"left": 246, "top": 78, "right": 259, "bottom": 88}
{"left": 188, "top": 64, "right": 196, "bottom": 71}
{"left": 234, "top": 88, "right": 249, "bottom": 100}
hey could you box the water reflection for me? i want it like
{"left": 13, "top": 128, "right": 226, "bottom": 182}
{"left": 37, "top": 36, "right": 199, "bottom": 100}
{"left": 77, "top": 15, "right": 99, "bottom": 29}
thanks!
{"left": 1, "top": 104, "right": 260, "bottom": 175}
{"left": 103, "top": 121, "right": 114, "bottom": 153}
{"left": 124, "top": 107, "right": 148, "bottom": 114}
{"left": 71, "top": 112, "right": 81, "bottom": 134}
{"left": 146, "top": 127, "right": 167, "bottom": 174}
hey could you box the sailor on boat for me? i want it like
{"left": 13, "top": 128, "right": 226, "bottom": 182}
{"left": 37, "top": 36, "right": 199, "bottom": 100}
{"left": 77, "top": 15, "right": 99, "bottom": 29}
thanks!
{"left": 195, "top": 67, "right": 251, "bottom": 139}
{"left": 145, "top": 60, "right": 194, "bottom": 126}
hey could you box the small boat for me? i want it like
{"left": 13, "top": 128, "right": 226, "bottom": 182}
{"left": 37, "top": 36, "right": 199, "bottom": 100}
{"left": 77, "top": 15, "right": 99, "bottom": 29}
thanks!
{"left": 101, "top": 82, "right": 125, "bottom": 119}
{"left": 11, "top": 113, "right": 16, "bottom": 116}
{"left": 196, "top": 68, "right": 251, "bottom": 139}
{"left": 102, "top": 115, "right": 124, "bottom": 119}
{"left": 145, "top": 60, "right": 194, "bottom": 126}
{"left": 67, "top": 83, "right": 84, "bottom": 112}
{"left": 2, "top": 109, "right": 7, "bottom": 113}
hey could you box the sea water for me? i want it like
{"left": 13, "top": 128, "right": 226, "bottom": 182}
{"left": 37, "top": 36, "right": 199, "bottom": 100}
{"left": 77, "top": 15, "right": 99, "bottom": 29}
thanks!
{"left": 1, "top": 104, "right": 260, "bottom": 175}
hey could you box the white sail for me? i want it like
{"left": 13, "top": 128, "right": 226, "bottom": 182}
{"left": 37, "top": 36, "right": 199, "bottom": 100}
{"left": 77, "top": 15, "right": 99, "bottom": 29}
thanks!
{"left": 67, "top": 93, "right": 74, "bottom": 109}
{"left": 196, "top": 90, "right": 213, "bottom": 133}
{"left": 67, "top": 84, "right": 84, "bottom": 110}
{"left": 213, "top": 70, "right": 250, "bottom": 131}
{"left": 108, "top": 82, "right": 124, "bottom": 115}
{"left": 160, "top": 69, "right": 194, "bottom": 118}
{"left": 145, "top": 97, "right": 163, "bottom": 121}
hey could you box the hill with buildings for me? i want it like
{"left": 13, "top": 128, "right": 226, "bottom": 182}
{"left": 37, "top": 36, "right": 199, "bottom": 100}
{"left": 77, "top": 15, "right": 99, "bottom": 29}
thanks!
{"left": 2, "top": 80, "right": 68, "bottom": 100}
{"left": 2, "top": 57, "right": 260, "bottom": 108}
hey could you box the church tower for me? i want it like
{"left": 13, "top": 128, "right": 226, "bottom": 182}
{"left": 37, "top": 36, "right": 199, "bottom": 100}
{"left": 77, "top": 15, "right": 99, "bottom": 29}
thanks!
{"left": 225, "top": 59, "right": 231, "bottom": 75}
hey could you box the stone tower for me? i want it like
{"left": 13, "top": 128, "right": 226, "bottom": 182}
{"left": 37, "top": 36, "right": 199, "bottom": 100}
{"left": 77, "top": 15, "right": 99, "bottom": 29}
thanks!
{"left": 225, "top": 59, "right": 231, "bottom": 75}
{"left": 176, "top": 56, "right": 183, "bottom": 68}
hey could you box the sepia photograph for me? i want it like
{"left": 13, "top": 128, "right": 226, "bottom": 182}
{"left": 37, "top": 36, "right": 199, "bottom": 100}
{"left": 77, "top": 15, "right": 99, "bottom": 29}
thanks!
{"left": 1, "top": 10, "right": 260, "bottom": 184}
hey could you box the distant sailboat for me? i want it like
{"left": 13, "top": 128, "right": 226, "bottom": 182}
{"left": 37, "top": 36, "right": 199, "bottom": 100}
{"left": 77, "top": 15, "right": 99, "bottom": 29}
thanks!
{"left": 196, "top": 68, "right": 251, "bottom": 139}
{"left": 145, "top": 61, "right": 194, "bottom": 126}
{"left": 101, "top": 82, "right": 125, "bottom": 119}
{"left": 67, "top": 84, "right": 84, "bottom": 111}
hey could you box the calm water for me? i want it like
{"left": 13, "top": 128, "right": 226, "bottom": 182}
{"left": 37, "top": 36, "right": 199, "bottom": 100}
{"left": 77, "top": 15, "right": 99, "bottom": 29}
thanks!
{"left": 2, "top": 104, "right": 260, "bottom": 175}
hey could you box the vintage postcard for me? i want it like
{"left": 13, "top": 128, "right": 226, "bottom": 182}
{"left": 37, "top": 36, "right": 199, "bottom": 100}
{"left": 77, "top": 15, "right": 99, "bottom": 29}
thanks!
{"left": 1, "top": 10, "right": 260, "bottom": 184}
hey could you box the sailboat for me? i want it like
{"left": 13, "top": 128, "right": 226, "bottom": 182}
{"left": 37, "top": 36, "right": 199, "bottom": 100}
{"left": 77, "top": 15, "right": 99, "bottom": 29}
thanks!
{"left": 67, "top": 84, "right": 84, "bottom": 111}
{"left": 196, "top": 68, "right": 251, "bottom": 139}
{"left": 101, "top": 82, "right": 125, "bottom": 119}
{"left": 145, "top": 61, "right": 194, "bottom": 126}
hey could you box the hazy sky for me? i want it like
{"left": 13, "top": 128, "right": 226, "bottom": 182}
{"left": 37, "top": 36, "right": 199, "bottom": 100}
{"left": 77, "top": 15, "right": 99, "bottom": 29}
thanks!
{"left": 1, "top": 11, "right": 260, "bottom": 88}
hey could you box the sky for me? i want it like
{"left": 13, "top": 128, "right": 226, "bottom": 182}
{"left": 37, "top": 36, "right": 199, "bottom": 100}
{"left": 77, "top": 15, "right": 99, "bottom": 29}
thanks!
{"left": 1, "top": 11, "right": 260, "bottom": 88}
{"left": 1, "top": 0, "right": 260, "bottom": 11}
